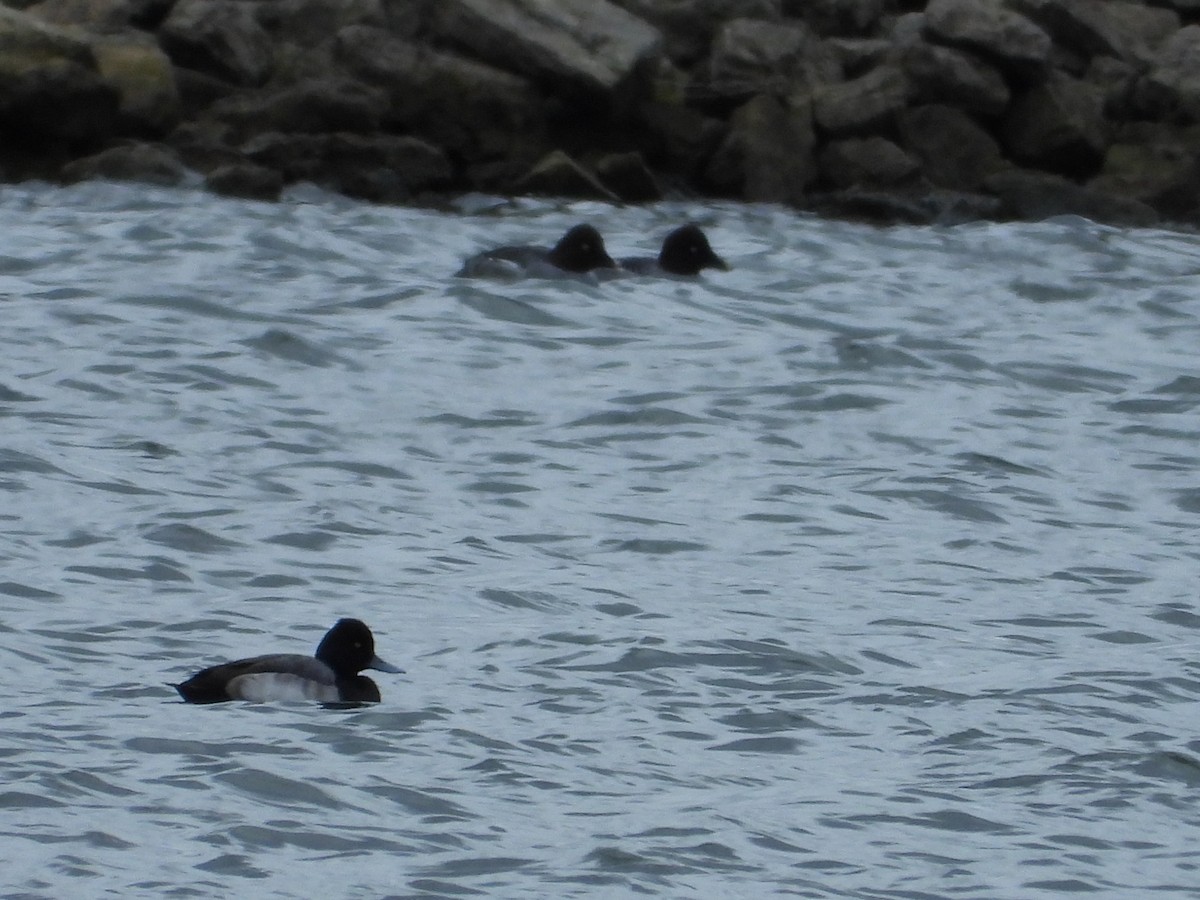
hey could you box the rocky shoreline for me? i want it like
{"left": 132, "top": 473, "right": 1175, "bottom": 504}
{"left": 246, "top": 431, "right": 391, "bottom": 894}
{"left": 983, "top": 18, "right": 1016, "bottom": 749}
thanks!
{"left": 3, "top": 0, "right": 1199, "bottom": 227}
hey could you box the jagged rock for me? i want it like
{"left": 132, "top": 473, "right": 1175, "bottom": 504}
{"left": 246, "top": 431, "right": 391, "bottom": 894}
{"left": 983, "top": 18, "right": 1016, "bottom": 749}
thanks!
{"left": 707, "top": 18, "right": 839, "bottom": 100}
{"left": 595, "top": 151, "right": 662, "bottom": 201}
{"left": 1090, "top": 123, "right": 1200, "bottom": 219}
{"left": 432, "top": 0, "right": 661, "bottom": 94}
{"left": 159, "top": 0, "right": 274, "bottom": 87}
{"left": 243, "top": 131, "right": 452, "bottom": 201}
{"left": 812, "top": 64, "right": 910, "bottom": 134}
{"left": 206, "top": 79, "right": 387, "bottom": 140}
{"left": 924, "top": 0, "right": 1052, "bottom": 81}
{"left": 24, "top": 0, "right": 136, "bottom": 31}
{"left": 1012, "top": 0, "right": 1178, "bottom": 66}
{"left": 0, "top": 7, "right": 119, "bottom": 148}
{"left": 899, "top": 103, "right": 1008, "bottom": 191}
{"left": 1136, "top": 25, "right": 1200, "bottom": 123}
{"left": 898, "top": 38, "right": 1010, "bottom": 118}
{"left": 92, "top": 33, "right": 180, "bottom": 136}
{"left": 613, "top": 0, "right": 780, "bottom": 64}
{"left": 1002, "top": 71, "right": 1107, "bottom": 177}
{"left": 634, "top": 99, "right": 726, "bottom": 180}
{"left": 985, "top": 168, "right": 1158, "bottom": 224}
{"left": 705, "top": 92, "right": 816, "bottom": 203}
{"left": 254, "top": 0, "right": 387, "bottom": 48}
{"left": 60, "top": 140, "right": 188, "bottom": 184}
{"left": 819, "top": 136, "right": 919, "bottom": 187}
{"left": 514, "top": 149, "right": 619, "bottom": 200}
{"left": 828, "top": 37, "right": 890, "bottom": 77}
{"left": 334, "top": 25, "right": 545, "bottom": 162}
{"left": 205, "top": 162, "right": 284, "bottom": 200}
{"left": 785, "top": 0, "right": 883, "bottom": 36}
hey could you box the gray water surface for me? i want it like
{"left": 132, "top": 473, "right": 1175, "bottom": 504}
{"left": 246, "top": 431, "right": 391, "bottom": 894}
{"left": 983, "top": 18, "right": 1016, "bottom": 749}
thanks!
{"left": 1, "top": 182, "right": 1198, "bottom": 898}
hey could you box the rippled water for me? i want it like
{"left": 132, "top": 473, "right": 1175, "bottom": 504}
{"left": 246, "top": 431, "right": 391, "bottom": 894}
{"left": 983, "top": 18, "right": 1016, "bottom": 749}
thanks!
{"left": 1, "top": 181, "right": 1199, "bottom": 898}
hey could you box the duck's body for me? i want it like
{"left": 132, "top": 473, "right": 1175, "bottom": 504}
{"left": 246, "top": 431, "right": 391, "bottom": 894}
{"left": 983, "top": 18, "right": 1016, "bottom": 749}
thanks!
{"left": 619, "top": 224, "right": 728, "bottom": 277}
{"left": 456, "top": 223, "right": 616, "bottom": 278}
{"left": 174, "top": 618, "right": 402, "bottom": 704}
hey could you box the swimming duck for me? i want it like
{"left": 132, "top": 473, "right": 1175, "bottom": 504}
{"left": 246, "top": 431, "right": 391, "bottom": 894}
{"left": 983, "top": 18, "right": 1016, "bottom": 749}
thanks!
{"left": 456, "top": 223, "right": 616, "bottom": 278}
{"left": 174, "top": 618, "right": 403, "bottom": 704}
{"left": 619, "top": 224, "right": 729, "bottom": 276}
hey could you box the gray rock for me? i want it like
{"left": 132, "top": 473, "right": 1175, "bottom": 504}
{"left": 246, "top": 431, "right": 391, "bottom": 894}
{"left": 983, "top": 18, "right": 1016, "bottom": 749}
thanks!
{"left": 0, "top": 8, "right": 118, "bottom": 148}
{"left": 1138, "top": 25, "right": 1200, "bottom": 123}
{"left": 924, "top": 0, "right": 1052, "bottom": 80}
{"left": 159, "top": 0, "right": 274, "bottom": 87}
{"left": 595, "top": 151, "right": 662, "bottom": 201}
{"left": 206, "top": 79, "right": 388, "bottom": 140}
{"left": 899, "top": 103, "right": 1008, "bottom": 191}
{"left": 812, "top": 63, "right": 910, "bottom": 134}
{"left": 514, "top": 150, "right": 619, "bottom": 201}
{"left": 819, "top": 136, "right": 920, "bottom": 187}
{"left": 1012, "top": 0, "right": 1178, "bottom": 66}
{"left": 334, "top": 25, "right": 545, "bottom": 162}
{"left": 634, "top": 99, "right": 726, "bottom": 180}
{"left": 92, "top": 32, "right": 180, "bottom": 136}
{"left": 254, "top": 0, "right": 387, "bottom": 48}
{"left": 205, "top": 162, "right": 285, "bottom": 201}
{"left": 985, "top": 168, "right": 1158, "bottom": 224}
{"left": 243, "top": 131, "right": 452, "bottom": 202}
{"left": 432, "top": 0, "right": 661, "bottom": 94}
{"left": 60, "top": 140, "right": 187, "bottom": 185}
{"left": 1090, "top": 123, "right": 1200, "bottom": 219}
{"left": 898, "top": 39, "right": 1010, "bottom": 118}
{"left": 613, "top": 0, "right": 780, "bottom": 64}
{"left": 705, "top": 92, "right": 816, "bottom": 203}
{"left": 785, "top": 0, "right": 883, "bottom": 36}
{"left": 707, "top": 17, "right": 839, "bottom": 99}
{"left": 1002, "top": 71, "right": 1108, "bottom": 176}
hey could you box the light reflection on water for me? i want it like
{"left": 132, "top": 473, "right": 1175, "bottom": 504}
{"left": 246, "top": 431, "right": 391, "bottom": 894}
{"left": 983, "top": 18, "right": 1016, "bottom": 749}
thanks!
{"left": 1, "top": 182, "right": 1198, "bottom": 898}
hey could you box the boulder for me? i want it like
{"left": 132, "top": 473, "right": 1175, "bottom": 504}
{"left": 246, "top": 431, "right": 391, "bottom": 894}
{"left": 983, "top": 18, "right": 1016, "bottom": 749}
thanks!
{"left": 898, "top": 38, "right": 1010, "bottom": 118}
{"left": 899, "top": 103, "right": 1008, "bottom": 191}
{"left": 91, "top": 33, "right": 180, "bottom": 136}
{"left": 812, "top": 63, "right": 910, "bottom": 134}
{"left": 254, "top": 0, "right": 387, "bottom": 48}
{"left": 705, "top": 92, "right": 816, "bottom": 203}
{"left": 1012, "top": 0, "right": 1178, "bottom": 66}
{"left": 205, "top": 162, "right": 285, "bottom": 200}
{"left": 1137, "top": 26, "right": 1200, "bottom": 123}
{"left": 432, "top": 0, "right": 662, "bottom": 95}
{"left": 0, "top": 7, "right": 119, "bottom": 148}
{"left": 634, "top": 99, "right": 726, "bottom": 180}
{"left": 242, "top": 131, "right": 453, "bottom": 201}
{"left": 205, "top": 78, "right": 388, "bottom": 140}
{"left": 985, "top": 168, "right": 1158, "bottom": 224}
{"left": 1002, "top": 71, "right": 1107, "bottom": 177}
{"left": 707, "top": 18, "right": 840, "bottom": 100}
{"left": 334, "top": 26, "right": 546, "bottom": 162}
{"left": 1090, "top": 123, "right": 1200, "bottom": 219}
{"left": 819, "top": 136, "right": 920, "bottom": 188}
{"left": 513, "top": 149, "right": 618, "bottom": 200}
{"left": 785, "top": 0, "right": 883, "bottom": 36}
{"left": 60, "top": 140, "right": 188, "bottom": 184}
{"left": 595, "top": 151, "right": 662, "bottom": 201}
{"left": 613, "top": 0, "right": 780, "bottom": 64}
{"left": 158, "top": 0, "right": 274, "bottom": 87}
{"left": 924, "top": 0, "right": 1052, "bottom": 81}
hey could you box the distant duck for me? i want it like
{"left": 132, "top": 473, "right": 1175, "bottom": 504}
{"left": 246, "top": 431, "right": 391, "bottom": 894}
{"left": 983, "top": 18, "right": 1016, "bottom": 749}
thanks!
{"left": 619, "top": 224, "right": 729, "bottom": 276}
{"left": 456, "top": 223, "right": 616, "bottom": 278}
{"left": 174, "top": 618, "right": 403, "bottom": 704}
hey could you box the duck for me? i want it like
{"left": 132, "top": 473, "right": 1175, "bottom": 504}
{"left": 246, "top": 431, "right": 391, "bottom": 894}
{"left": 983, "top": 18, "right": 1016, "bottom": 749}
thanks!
{"left": 455, "top": 223, "right": 616, "bottom": 278}
{"left": 619, "top": 224, "right": 729, "bottom": 276}
{"left": 174, "top": 618, "right": 403, "bottom": 704}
